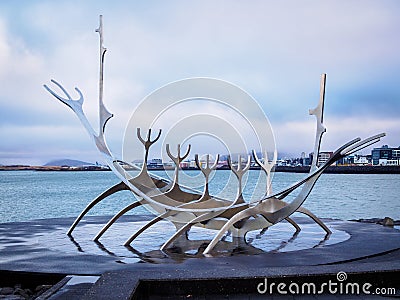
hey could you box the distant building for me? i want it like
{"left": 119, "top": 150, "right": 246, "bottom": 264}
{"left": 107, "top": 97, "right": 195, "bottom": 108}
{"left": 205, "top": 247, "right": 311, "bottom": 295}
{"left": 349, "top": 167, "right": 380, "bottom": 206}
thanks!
{"left": 217, "top": 160, "right": 228, "bottom": 169}
{"left": 317, "top": 151, "right": 333, "bottom": 167}
{"left": 189, "top": 160, "right": 197, "bottom": 168}
{"left": 372, "top": 145, "right": 400, "bottom": 166}
{"left": 179, "top": 161, "right": 190, "bottom": 168}
{"left": 353, "top": 154, "right": 370, "bottom": 165}
{"left": 147, "top": 158, "right": 163, "bottom": 169}
{"left": 337, "top": 155, "right": 354, "bottom": 166}
{"left": 303, "top": 157, "right": 312, "bottom": 166}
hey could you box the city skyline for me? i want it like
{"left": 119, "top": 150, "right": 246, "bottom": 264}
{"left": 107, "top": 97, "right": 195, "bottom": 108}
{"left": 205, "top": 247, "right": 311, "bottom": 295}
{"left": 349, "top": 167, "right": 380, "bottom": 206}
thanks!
{"left": 1, "top": 1, "right": 400, "bottom": 165}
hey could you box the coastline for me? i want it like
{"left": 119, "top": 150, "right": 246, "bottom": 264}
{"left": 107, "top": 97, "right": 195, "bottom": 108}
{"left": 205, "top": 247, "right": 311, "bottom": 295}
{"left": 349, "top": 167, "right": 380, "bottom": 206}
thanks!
{"left": 1, "top": 165, "right": 400, "bottom": 174}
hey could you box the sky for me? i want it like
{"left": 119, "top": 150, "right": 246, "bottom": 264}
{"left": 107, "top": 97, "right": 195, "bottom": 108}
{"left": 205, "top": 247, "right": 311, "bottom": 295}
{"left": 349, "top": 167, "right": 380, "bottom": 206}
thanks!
{"left": 0, "top": 0, "right": 399, "bottom": 165}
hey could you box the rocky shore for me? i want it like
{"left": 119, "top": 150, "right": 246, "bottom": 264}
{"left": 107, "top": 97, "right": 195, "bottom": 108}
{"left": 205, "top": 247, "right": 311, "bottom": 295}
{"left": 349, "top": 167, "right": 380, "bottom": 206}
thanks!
{"left": 0, "top": 165, "right": 110, "bottom": 171}
{"left": 0, "top": 271, "right": 64, "bottom": 300}
{"left": 0, "top": 284, "right": 52, "bottom": 299}
{"left": 351, "top": 216, "right": 400, "bottom": 227}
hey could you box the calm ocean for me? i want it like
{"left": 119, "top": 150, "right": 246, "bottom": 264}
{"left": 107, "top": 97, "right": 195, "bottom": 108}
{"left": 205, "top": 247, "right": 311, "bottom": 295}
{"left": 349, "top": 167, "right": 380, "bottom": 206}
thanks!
{"left": 0, "top": 170, "right": 399, "bottom": 223}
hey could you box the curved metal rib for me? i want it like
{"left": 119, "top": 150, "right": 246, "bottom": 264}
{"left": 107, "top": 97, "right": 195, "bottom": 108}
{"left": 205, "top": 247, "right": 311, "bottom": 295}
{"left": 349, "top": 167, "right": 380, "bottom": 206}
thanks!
{"left": 296, "top": 206, "right": 331, "bottom": 234}
{"left": 67, "top": 181, "right": 129, "bottom": 235}
{"left": 94, "top": 201, "right": 143, "bottom": 241}
{"left": 285, "top": 217, "right": 301, "bottom": 232}
{"left": 68, "top": 129, "right": 165, "bottom": 238}
{"left": 204, "top": 207, "right": 257, "bottom": 255}
{"left": 124, "top": 215, "right": 165, "bottom": 246}
{"left": 161, "top": 212, "right": 210, "bottom": 250}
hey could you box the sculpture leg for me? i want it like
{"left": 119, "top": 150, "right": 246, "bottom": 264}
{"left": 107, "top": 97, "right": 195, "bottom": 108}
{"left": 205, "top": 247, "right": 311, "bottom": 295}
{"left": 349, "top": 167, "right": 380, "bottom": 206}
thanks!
{"left": 233, "top": 216, "right": 297, "bottom": 242}
{"left": 67, "top": 181, "right": 129, "bottom": 235}
{"left": 94, "top": 201, "right": 143, "bottom": 241}
{"left": 124, "top": 216, "right": 163, "bottom": 246}
{"left": 296, "top": 207, "right": 331, "bottom": 234}
{"left": 160, "top": 212, "right": 211, "bottom": 251}
{"left": 285, "top": 216, "right": 301, "bottom": 232}
{"left": 124, "top": 210, "right": 175, "bottom": 246}
{"left": 203, "top": 208, "right": 257, "bottom": 255}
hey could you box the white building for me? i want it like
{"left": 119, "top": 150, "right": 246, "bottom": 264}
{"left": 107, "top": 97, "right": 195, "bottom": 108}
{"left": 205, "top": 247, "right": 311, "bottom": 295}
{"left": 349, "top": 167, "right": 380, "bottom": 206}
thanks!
{"left": 317, "top": 152, "right": 333, "bottom": 167}
{"left": 353, "top": 155, "right": 369, "bottom": 165}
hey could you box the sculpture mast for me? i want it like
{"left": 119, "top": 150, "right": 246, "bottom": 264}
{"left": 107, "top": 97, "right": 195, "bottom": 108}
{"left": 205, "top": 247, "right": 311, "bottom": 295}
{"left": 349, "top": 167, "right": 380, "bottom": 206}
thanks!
{"left": 309, "top": 74, "right": 326, "bottom": 172}
{"left": 95, "top": 15, "right": 113, "bottom": 137}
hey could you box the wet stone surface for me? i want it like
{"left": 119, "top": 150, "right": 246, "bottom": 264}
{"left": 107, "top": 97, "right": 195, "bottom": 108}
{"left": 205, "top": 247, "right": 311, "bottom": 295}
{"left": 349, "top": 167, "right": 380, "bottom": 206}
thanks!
{"left": 41, "top": 217, "right": 349, "bottom": 262}
{"left": 0, "top": 215, "right": 399, "bottom": 275}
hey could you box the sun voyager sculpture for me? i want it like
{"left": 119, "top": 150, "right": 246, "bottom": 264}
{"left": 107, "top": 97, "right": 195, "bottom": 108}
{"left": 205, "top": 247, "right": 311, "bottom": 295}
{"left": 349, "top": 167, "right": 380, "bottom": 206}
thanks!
{"left": 44, "top": 16, "right": 385, "bottom": 256}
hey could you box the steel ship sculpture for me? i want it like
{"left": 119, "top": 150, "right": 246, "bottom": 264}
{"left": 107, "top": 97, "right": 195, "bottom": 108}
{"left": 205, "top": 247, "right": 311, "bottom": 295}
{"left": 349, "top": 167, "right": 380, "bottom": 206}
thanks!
{"left": 44, "top": 16, "right": 385, "bottom": 255}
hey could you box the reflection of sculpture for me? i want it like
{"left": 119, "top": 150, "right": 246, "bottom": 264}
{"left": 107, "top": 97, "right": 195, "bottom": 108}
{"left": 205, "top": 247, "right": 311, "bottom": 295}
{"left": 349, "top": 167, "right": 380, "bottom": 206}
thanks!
{"left": 44, "top": 16, "right": 385, "bottom": 255}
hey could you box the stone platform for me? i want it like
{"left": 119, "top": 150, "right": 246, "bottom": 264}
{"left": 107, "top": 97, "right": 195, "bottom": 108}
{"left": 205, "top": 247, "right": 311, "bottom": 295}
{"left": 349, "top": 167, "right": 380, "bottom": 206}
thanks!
{"left": 0, "top": 216, "right": 399, "bottom": 298}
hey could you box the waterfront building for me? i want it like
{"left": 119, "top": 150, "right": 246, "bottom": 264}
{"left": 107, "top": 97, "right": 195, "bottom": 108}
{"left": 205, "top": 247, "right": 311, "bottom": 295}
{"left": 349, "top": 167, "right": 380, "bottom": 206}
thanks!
{"left": 303, "top": 153, "right": 313, "bottom": 166}
{"left": 217, "top": 160, "right": 228, "bottom": 169}
{"left": 371, "top": 145, "right": 400, "bottom": 166}
{"left": 189, "top": 160, "right": 197, "bottom": 168}
{"left": 303, "top": 156, "right": 312, "bottom": 166}
{"left": 337, "top": 155, "right": 353, "bottom": 166}
{"left": 353, "top": 154, "right": 371, "bottom": 165}
{"left": 147, "top": 158, "right": 163, "bottom": 169}
{"left": 317, "top": 151, "right": 333, "bottom": 167}
{"left": 179, "top": 161, "right": 190, "bottom": 168}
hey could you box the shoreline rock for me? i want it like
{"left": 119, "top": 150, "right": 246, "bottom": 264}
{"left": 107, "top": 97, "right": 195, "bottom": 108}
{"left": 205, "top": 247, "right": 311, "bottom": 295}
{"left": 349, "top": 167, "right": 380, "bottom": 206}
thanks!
{"left": 350, "top": 217, "right": 400, "bottom": 226}
{"left": 0, "top": 284, "right": 52, "bottom": 300}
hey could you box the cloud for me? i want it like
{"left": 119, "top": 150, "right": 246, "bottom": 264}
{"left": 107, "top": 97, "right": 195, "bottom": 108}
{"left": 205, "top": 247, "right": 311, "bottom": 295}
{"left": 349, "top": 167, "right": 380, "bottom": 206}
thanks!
{"left": 0, "top": 1, "right": 399, "bottom": 164}
{"left": 273, "top": 116, "right": 400, "bottom": 156}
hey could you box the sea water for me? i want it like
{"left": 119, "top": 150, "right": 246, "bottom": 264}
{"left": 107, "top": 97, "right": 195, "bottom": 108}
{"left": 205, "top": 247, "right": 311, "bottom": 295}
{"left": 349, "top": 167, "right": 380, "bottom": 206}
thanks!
{"left": 0, "top": 170, "right": 399, "bottom": 223}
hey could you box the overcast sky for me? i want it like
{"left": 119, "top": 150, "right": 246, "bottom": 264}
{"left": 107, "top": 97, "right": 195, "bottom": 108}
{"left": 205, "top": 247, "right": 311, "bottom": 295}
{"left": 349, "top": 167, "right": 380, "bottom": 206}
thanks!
{"left": 0, "top": 1, "right": 399, "bottom": 165}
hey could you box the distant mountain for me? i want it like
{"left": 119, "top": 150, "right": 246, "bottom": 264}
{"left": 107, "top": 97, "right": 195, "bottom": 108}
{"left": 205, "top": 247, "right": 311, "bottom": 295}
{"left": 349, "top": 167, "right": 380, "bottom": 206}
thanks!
{"left": 44, "top": 159, "right": 94, "bottom": 167}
